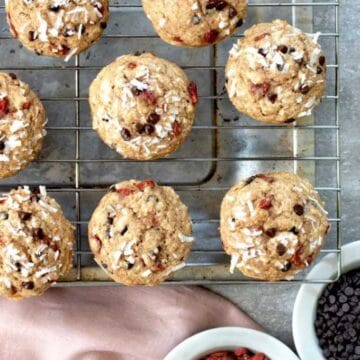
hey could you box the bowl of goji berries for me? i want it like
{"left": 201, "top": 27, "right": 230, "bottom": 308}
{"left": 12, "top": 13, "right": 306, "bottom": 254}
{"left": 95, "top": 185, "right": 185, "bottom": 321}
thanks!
{"left": 164, "top": 327, "right": 299, "bottom": 360}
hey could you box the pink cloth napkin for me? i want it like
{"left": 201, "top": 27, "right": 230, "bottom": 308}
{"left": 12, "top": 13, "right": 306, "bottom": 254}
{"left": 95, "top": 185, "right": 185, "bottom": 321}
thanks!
{"left": 0, "top": 286, "right": 260, "bottom": 360}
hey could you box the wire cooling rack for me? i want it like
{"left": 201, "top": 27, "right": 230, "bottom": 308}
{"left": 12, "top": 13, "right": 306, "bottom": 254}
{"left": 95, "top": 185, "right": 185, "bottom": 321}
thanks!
{"left": 0, "top": 0, "right": 341, "bottom": 285}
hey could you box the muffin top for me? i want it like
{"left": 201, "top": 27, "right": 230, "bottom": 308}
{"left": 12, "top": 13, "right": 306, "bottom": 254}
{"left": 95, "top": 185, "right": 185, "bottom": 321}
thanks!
{"left": 226, "top": 19, "right": 326, "bottom": 124}
{"left": 6, "top": 0, "right": 109, "bottom": 59}
{"left": 220, "top": 172, "right": 329, "bottom": 281}
{"left": 88, "top": 180, "right": 193, "bottom": 285}
{"left": 0, "top": 72, "right": 46, "bottom": 179}
{"left": 142, "top": 0, "right": 247, "bottom": 47}
{"left": 89, "top": 53, "right": 197, "bottom": 160}
{"left": 0, "top": 186, "right": 75, "bottom": 300}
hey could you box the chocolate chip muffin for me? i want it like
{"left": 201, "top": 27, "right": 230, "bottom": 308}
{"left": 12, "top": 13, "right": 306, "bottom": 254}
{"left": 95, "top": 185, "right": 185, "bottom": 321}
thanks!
{"left": 89, "top": 53, "right": 197, "bottom": 160}
{"left": 0, "top": 72, "right": 46, "bottom": 179}
{"left": 220, "top": 172, "right": 329, "bottom": 281}
{"left": 142, "top": 0, "right": 247, "bottom": 47}
{"left": 0, "top": 186, "right": 75, "bottom": 300}
{"left": 6, "top": 0, "right": 109, "bottom": 59}
{"left": 88, "top": 180, "right": 193, "bottom": 286}
{"left": 225, "top": 19, "right": 326, "bottom": 124}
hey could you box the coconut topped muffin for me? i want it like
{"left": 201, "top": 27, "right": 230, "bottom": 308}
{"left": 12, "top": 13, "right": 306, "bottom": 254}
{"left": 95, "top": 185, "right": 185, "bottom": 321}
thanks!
{"left": 0, "top": 186, "right": 75, "bottom": 300}
{"left": 6, "top": 0, "right": 109, "bottom": 59}
{"left": 143, "top": 0, "right": 247, "bottom": 48}
{"left": 220, "top": 172, "right": 330, "bottom": 281}
{"left": 88, "top": 180, "right": 194, "bottom": 286}
{"left": 226, "top": 19, "right": 326, "bottom": 124}
{"left": 89, "top": 53, "right": 197, "bottom": 160}
{"left": 0, "top": 72, "right": 46, "bottom": 179}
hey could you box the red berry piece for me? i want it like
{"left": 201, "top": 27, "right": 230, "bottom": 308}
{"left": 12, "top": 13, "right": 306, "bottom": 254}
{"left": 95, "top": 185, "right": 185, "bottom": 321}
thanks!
{"left": 136, "top": 180, "right": 156, "bottom": 191}
{"left": 265, "top": 228, "right": 277, "bottom": 237}
{"left": 22, "top": 101, "right": 32, "bottom": 110}
{"left": 0, "top": 97, "right": 10, "bottom": 117}
{"left": 256, "top": 174, "right": 274, "bottom": 183}
{"left": 127, "top": 62, "right": 137, "bottom": 69}
{"left": 250, "top": 82, "right": 271, "bottom": 97}
{"left": 188, "top": 81, "right": 198, "bottom": 105}
{"left": 251, "top": 353, "right": 268, "bottom": 360}
{"left": 258, "top": 195, "right": 274, "bottom": 210}
{"left": 292, "top": 246, "right": 304, "bottom": 266}
{"left": 254, "top": 33, "right": 270, "bottom": 41}
{"left": 173, "top": 36, "right": 183, "bottom": 43}
{"left": 234, "top": 347, "right": 249, "bottom": 356}
{"left": 204, "top": 29, "right": 219, "bottom": 43}
{"left": 116, "top": 188, "right": 134, "bottom": 198}
{"left": 92, "top": 235, "right": 102, "bottom": 254}
{"left": 172, "top": 121, "right": 181, "bottom": 137}
{"left": 228, "top": 6, "right": 238, "bottom": 18}
{"left": 277, "top": 44, "right": 288, "bottom": 54}
{"left": 142, "top": 90, "right": 157, "bottom": 105}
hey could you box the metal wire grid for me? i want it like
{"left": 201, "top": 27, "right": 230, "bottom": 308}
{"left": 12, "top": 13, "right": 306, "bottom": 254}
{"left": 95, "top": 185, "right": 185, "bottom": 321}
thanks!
{"left": 0, "top": 0, "right": 341, "bottom": 285}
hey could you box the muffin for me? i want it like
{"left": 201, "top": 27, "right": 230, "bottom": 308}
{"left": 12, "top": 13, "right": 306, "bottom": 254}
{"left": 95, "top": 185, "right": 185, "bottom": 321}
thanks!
{"left": 220, "top": 172, "right": 330, "bottom": 281}
{"left": 225, "top": 19, "right": 326, "bottom": 124}
{"left": 142, "top": 0, "right": 247, "bottom": 48}
{"left": 89, "top": 53, "right": 197, "bottom": 160}
{"left": 6, "top": 0, "right": 109, "bottom": 60}
{"left": 0, "top": 186, "right": 75, "bottom": 300}
{"left": 0, "top": 72, "right": 46, "bottom": 179}
{"left": 88, "top": 180, "right": 193, "bottom": 285}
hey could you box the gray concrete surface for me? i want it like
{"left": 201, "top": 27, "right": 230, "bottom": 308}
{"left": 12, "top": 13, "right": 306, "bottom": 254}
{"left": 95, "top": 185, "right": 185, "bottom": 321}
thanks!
{"left": 208, "top": 0, "right": 360, "bottom": 350}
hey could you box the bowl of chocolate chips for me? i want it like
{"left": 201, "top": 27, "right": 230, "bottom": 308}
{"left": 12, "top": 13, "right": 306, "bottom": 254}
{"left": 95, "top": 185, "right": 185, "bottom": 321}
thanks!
{"left": 293, "top": 241, "right": 360, "bottom": 360}
{"left": 164, "top": 327, "right": 299, "bottom": 360}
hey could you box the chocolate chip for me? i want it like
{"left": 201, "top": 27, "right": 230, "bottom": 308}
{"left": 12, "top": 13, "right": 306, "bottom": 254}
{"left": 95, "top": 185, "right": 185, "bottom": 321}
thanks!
{"left": 120, "top": 226, "right": 128, "bottom": 236}
{"left": 285, "top": 118, "right": 296, "bottom": 124}
{"left": 215, "top": 1, "right": 228, "bottom": 10}
{"left": 107, "top": 217, "right": 114, "bottom": 225}
{"left": 317, "top": 66, "right": 323, "bottom": 74}
{"left": 20, "top": 212, "right": 32, "bottom": 221}
{"left": 0, "top": 212, "right": 8, "bottom": 220}
{"left": 127, "top": 262, "right": 134, "bottom": 270}
{"left": 0, "top": 141, "right": 5, "bottom": 151}
{"left": 15, "top": 262, "right": 22, "bottom": 271}
{"left": 49, "top": 5, "right": 60, "bottom": 12}
{"left": 100, "top": 22, "right": 107, "bottom": 29}
{"left": 203, "top": 29, "right": 219, "bottom": 43}
{"left": 295, "top": 57, "right": 304, "bottom": 65}
{"left": 120, "top": 128, "right": 131, "bottom": 141}
{"left": 300, "top": 84, "right": 310, "bottom": 94}
{"left": 147, "top": 113, "right": 160, "bottom": 125}
{"left": 281, "top": 262, "right": 292, "bottom": 272}
{"left": 136, "top": 123, "right": 145, "bottom": 134}
{"left": 236, "top": 19, "right": 243, "bottom": 28}
{"left": 293, "top": 204, "right": 304, "bottom": 216}
{"left": 290, "top": 226, "right": 299, "bottom": 235}
{"left": 33, "top": 228, "right": 45, "bottom": 239}
{"left": 276, "top": 243, "right": 287, "bottom": 256}
{"left": 289, "top": 47, "right": 296, "bottom": 53}
{"left": 131, "top": 87, "right": 142, "bottom": 96}
{"left": 265, "top": 228, "right": 277, "bottom": 237}
{"left": 319, "top": 56, "right": 326, "bottom": 66}
{"left": 277, "top": 45, "right": 288, "bottom": 54}
{"left": 276, "top": 64, "right": 284, "bottom": 71}
{"left": 267, "top": 92, "right": 277, "bottom": 103}
{"left": 28, "top": 31, "right": 36, "bottom": 41}
{"left": 9, "top": 73, "right": 17, "bottom": 80}
{"left": 228, "top": 6, "right": 237, "bottom": 18}
{"left": 22, "top": 281, "right": 34, "bottom": 290}
{"left": 245, "top": 176, "right": 256, "bottom": 185}
{"left": 144, "top": 124, "right": 155, "bottom": 135}
{"left": 258, "top": 48, "right": 267, "bottom": 57}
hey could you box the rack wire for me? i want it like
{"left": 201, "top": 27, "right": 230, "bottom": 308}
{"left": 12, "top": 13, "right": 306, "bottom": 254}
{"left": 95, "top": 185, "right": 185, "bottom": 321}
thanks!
{"left": 0, "top": 0, "right": 341, "bottom": 285}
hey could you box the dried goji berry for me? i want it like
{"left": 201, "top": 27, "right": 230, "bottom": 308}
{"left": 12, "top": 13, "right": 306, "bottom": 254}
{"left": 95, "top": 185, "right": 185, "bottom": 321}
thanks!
{"left": 22, "top": 101, "right": 32, "bottom": 110}
{"left": 142, "top": 90, "right": 157, "bottom": 105}
{"left": 204, "top": 29, "right": 219, "bottom": 43}
{"left": 116, "top": 188, "right": 135, "bottom": 197}
{"left": 0, "top": 98, "right": 10, "bottom": 117}
{"left": 136, "top": 180, "right": 156, "bottom": 191}
{"left": 258, "top": 195, "right": 274, "bottom": 210}
{"left": 188, "top": 81, "right": 198, "bottom": 105}
{"left": 172, "top": 121, "right": 181, "bottom": 137}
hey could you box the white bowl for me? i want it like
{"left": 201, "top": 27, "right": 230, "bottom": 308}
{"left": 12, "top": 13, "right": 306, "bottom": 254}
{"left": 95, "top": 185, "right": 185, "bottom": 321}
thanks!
{"left": 164, "top": 327, "right": 299, "bottom": 360}
{"left": 293, "top": 241, "right": 360, "bottom": 360}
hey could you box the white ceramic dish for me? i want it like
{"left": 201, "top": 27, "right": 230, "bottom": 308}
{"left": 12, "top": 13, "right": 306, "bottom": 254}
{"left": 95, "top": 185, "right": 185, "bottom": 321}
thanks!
{"left": 164, "top": 327, "right": 299, "bottom": 360}
{"left": 293, "top": 241, "right": 360, "bottom": 360}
